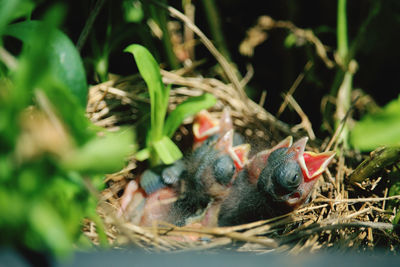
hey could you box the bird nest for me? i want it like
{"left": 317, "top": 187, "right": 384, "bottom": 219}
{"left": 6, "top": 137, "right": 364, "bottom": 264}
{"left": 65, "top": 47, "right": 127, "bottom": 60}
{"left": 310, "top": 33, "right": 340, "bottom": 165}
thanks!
{"left": 83, "top": 67, "right": 400, "bottom": 254}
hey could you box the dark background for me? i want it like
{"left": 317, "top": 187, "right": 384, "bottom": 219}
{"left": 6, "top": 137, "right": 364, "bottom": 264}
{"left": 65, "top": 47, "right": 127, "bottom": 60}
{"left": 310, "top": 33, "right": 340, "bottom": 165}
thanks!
{"left": 32, "top": 0, "right": 400, "bottom": 134}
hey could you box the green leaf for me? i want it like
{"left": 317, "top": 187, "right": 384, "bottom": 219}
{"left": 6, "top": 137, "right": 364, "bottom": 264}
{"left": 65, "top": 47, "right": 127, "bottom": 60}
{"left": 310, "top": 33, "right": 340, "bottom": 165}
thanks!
{"left": 0, "top": 188, "right": 26, "bottom": 229}
{"left": 10, "top": 0, "right": 35, "bottom": 21}
{"left": 153, "top": 136, "right": 183, "bottom": 165}
{"left": 0, "top": 0, "right": 21, "bottom": 37}
{"left": 284, "top": 33, "right": 297, "bottom": 48}
{"left": 5, "top": 20, "right": 88, "bottom": 107}
{"left": 0, "top": 6, "right": 66, "bottom": 149}
{"left": 38, "top": 81, "right": 94, "bottom": 146}
{"left": 28, "top": 201, "right": 71, "bottom": 256}
{"left": 393, "top": 212, "right": 400, "bottom": 225}
{"left": 62, "top": 128, "right": 137, "bottom": 173}
{"left": 135, "top": 148, "right": 150, "bottom": 161}
{"left": 350, "top": 95, "right": 400, "bottom": 151}
{"left": 124, "top": 44, "right": 167, "bottom": 143}
{"left": 164, "top": 93, "right": 217, "bottom": 138}
{"left": 389, "top": 181, "right": 400, "bottom": 198}
{"left": 123, "top": 0, "right": 144, "bottom": 23}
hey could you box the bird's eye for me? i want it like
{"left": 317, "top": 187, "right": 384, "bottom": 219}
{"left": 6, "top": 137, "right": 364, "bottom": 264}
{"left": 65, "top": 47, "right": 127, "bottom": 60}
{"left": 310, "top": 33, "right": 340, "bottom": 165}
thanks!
{"left": 203, "top": 134, "right": 219, "bottom": 146}
{"left": 272, "top": 161, "right": 302, "bottom": 194}
{"left": 213, "top": 155, "right": 236, "bottom": 185}
{"left": 288, "top": 174, "right": 300, "bottom": 186}
{"left": 281, "top": 169, "right": 302, "bottom": 192}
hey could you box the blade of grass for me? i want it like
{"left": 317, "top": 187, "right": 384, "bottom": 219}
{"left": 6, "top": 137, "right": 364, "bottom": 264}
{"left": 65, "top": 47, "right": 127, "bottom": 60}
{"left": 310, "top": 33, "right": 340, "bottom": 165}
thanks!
{"left": 148, "top": 0, "right": 179, "bottom": 69}
{"left": 201, "top": 0, "right": 231, "bottom": 61}
{"left": 153, "top": 136, "right": 182, "bottom": 164}
{"left": 164, "top": 93, "right": 217, "bottom": 138}
{"left": 337, "top": 0, "right": 348, "bottom": 64}
{"left": 124, "top": 44, "right": 167, "bottom": 144}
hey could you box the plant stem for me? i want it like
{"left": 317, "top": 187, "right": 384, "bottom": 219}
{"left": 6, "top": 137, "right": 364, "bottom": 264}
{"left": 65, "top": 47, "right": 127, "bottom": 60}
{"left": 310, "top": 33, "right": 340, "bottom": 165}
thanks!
{"left": 149, "top": 1, "right": 180, "bottom": 69}
{"left": 201, "top": 0, "right": 231, "bottom": 61}
{"left": 325, "top": 0, "right": 379, "bottom": 137}
{"left": 337, "top": 0, "right": 348, "bottom": 65}
{"left": 334, "top": 0, "right": 352, "bottom": 148}
{"left": 348, "top": 147, "right": 400, "bottom": 184}
{"left": 76, "top": 0, "right": 106, "bottom": 52}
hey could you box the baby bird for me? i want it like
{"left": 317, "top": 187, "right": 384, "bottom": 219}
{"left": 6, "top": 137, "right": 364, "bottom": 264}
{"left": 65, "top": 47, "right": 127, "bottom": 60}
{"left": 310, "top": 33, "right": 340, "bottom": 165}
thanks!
{"left": 120, "top": 108, "right": 334, "bottom": 228}
{"left": 218, "top": 137, "right": 335, "bottom": 226}
{"left": 166, "top": 109, "right": 249, "bottom": 226}
{"left": 119, "top": 108, "right": 249, "bottom": 226}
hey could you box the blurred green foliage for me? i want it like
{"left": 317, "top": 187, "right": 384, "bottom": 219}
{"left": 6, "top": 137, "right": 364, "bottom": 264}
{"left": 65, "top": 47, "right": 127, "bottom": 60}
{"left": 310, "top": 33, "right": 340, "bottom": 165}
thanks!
{"left": 5, "top": 20, "right": 88, "bottom": 108}
{"left": 0, "top": 0, "right": 215, "bottom": 257}
{"left": 123, "top": 0, "right": 144, "bottom": 23}
{"left": 0, "top": 0, "right": 136, "bottom": 257}
{"left": 351, "top": 95, "right": 400, "bottom": 151}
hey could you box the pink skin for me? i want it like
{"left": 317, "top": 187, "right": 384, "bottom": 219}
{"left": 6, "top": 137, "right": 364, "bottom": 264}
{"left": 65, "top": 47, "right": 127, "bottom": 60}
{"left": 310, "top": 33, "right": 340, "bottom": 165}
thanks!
{"left": 119, "top": 180, "right": 139, "bottom": 214}
{"left": 118, "top": 180, "right": 146, "bottom": 224}
{"left": 119, "top": 180, "right": 177, "bottom": 226}
{"left": 139, "top": 187, "right": 177, "bottom": 226}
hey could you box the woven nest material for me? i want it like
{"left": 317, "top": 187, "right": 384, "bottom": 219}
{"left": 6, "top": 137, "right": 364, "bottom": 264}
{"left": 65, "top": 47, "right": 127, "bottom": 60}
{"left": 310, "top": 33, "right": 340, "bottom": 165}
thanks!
{"left": 84, "top": 69, "right": 400, "bottom": 254}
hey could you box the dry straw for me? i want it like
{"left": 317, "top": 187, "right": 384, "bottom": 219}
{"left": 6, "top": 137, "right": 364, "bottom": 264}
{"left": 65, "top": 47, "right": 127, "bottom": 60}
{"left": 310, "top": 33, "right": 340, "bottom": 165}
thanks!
{"left": 84, "top": 2, "right": 399, "bottom": 254}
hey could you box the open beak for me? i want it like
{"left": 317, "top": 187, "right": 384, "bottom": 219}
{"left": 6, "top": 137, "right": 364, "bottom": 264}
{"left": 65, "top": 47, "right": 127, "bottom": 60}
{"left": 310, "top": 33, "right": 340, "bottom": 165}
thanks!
{"left": 215, "top": 130, "right": 251, "bottom": 170}
{"left": 193, "top": 108, "right": 235, "bottom": 147}
{"left": 286, "top": 136, "right": 335, "bottom": 181}
{"left": 285, "top": 138, "right": 335, "bottom": 207}
{"left": 302, "top": 151, "right": 335, "bottom": 180}
{"left": 193, "top": 110, "right": 220, "bottom": 143}
{"left": 231, "top": 144, "right": 251, "bottom": 170}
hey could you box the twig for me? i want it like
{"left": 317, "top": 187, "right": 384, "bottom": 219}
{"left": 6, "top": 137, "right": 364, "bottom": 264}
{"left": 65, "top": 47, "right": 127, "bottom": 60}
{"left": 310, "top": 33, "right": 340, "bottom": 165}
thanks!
{"left": 178, "top": 238, "right": 232, "bottom": 252}
{"left": 323, "top": 95, "right": 360, "bottom": 152}
{"left": 286, "top": 94, "right": 316, "bottom": 140}
{"left": 343, "top": 207, "right": 371, "bottom": 220}
{"left": 156, "top": 225, "right": 279, "bottom": 248}
{"left": 182, "top": 0, "right": 195, "bottom": 60}
{"left": 280, "top": 221, "right": 395, "bottom": 244}
{"left": 240, "top": 16, "right": 335, "bottom": 69}
{"left": 240, "top": 64, "right": 254, "bottom": 88}
{"left": 383, "top": 187, "right": 388, "bottom": 210}
{"left": 148, "top": 0, "right": 246, "bottom": 100}
{"left": 160, "top": 69, "right": 294, "bottom": 136}
{"left": 314, "top": 195, "right": 400, "bottom": 204}
{"left": 122, "top": 223, "right": 174, "bottom": 250}
{"left": 0, "top": 46, "right": 18, "bottom": 70}
{"left": 277, "top": 61, "right": 312, "bottom": 117}
{"left": 258, "top": 91, "right": 267, "bottom": 107}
